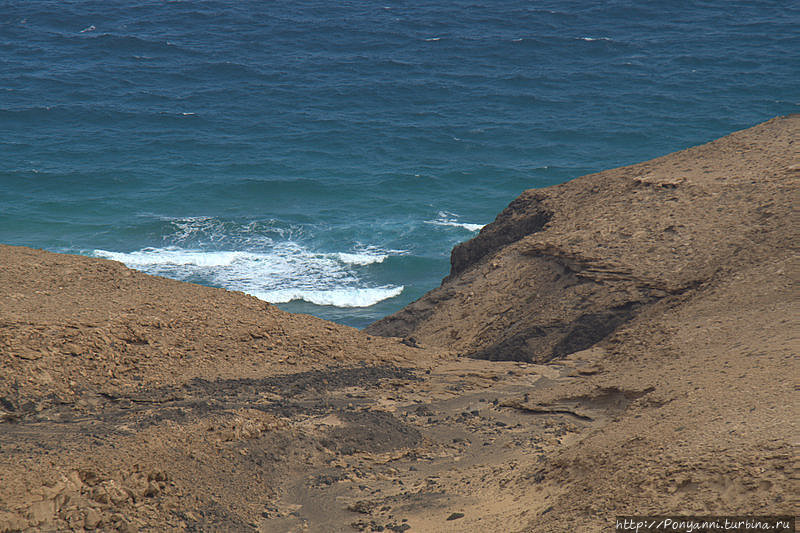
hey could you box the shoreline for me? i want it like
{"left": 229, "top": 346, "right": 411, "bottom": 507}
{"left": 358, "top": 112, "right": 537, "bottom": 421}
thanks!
{"left": 1, "top": 116, "right": 797, "bottom": 532}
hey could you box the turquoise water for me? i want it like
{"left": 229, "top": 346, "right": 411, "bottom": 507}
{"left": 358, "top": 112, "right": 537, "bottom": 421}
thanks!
{"left": 2, "top": 1, "right": 798, "bottom": 328}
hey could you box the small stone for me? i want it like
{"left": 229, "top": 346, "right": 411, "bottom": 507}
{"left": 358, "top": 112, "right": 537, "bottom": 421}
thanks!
{"left": 84, "top": 508, "right": 102, "bottom": 530}
{"left": 17, "top": 347, "right": 42, "bottom": 360}
{"left": 401, "top": 337, "right": 419, "bottom": 348}
{"left": 347, "top": 500, "right": 377, "bottom": 514}
{"left": 28, "top": 499, "right": 55, "bottom": 525}
{"left": 0, "top": 511, "right": 28, "bottom": 531}
{"left": 446, "top": 512, "right": 465, "bottom": 521}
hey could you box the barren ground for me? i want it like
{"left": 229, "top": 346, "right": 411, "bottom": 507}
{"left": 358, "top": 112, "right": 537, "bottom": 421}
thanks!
{"left": 1, "top": 116, "right": 797, "bottom": 532}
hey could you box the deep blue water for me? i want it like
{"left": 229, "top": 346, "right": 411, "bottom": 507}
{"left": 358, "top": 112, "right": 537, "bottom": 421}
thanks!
{"left": 1, "top": 1, "right": 797, "bottom": 328}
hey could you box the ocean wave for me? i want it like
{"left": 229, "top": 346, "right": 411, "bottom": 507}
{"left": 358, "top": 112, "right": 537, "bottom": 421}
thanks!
{"left": 335, "top": 252, "right": 387, "bottom": 265}
{"left": 92, "top": 243, "right": 404, "bottom": 308}
{"left": 252, "top": 286, "right": 403, "bottom": 307}
{"left": 428, "top": 220, "right": 485, "bottom": 231}
{"left": 157, "top": 216, "right": 289, "bottom": 248}
{"left": 335, "top": 246, "right": 407, "bottom": 266}
{"left": 93, "top": 248, "right": 252, "bottom": 267}
{"left": 92, "top": 245, "right": 397, "bottom": 271}
{"left": 424, "top": 211, "right": 485, "bottom": 232}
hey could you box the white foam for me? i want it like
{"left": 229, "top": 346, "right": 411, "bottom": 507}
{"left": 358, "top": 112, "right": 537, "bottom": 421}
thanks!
{"left": 427, "top": 220, "right": 485, "bottom": 232}
{"left": 94, "top": 247, "right": 251, "bottom": 267}
{"left": 578, "top": 36, "right": 612, "bottom": 41}
{"left": 253, "top": 286, "right": 403, "bottom": 308}
{"left": 424, "top": 211, "right": 485, "bottom": 232}
{"left": 425, "top": 37, "right": 441, "bottom": 42}
{"left": 79, "top": 25, "right": 96, "bottom": 33}
{"left": 335, "top": 246, "right": 407, "bottom": 266}
{"left": 158, "top": 215, "right": 294, "bottom": 247}
{"left": 335, "top": 252, "right": 387, "bottom": 265}
{"left": 92, "top": 242, "right": 404, "bottom": 308}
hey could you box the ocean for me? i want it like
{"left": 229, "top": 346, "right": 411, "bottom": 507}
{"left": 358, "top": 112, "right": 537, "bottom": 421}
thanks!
{"left": 1, "top": 1, "right": 797, "bottom": 328}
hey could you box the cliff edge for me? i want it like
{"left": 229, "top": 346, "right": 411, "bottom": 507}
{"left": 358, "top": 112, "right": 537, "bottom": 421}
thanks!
{"left": 1, "top": 117, "right": 797, "bottom": 532}
{"left": 367, "top": 115, "right": 799, "bottom": 363}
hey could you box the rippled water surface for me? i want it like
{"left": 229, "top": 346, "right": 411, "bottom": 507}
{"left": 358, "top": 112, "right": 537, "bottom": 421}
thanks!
{"left": 2, "top": 1, "right": 797, "bottom": 327}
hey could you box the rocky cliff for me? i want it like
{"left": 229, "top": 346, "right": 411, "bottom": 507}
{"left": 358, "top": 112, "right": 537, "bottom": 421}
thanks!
{"left": 1, "top": 116, "right": 797, "bottom": 532}
{"left": 368, "top": 116, "right": 799, "bottom": 363}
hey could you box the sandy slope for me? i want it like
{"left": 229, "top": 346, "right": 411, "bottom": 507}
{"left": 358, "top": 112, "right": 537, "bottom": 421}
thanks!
{"left": 368, "top": 116, "right": 798, "bottom": 364}
{"left": 1, "top": 116, "right": 797, "bottom": 532}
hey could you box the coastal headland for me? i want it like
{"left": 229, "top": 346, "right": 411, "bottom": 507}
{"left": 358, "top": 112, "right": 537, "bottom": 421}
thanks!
{"left": 1, "top": 115, "right": 797, "bottom": 531}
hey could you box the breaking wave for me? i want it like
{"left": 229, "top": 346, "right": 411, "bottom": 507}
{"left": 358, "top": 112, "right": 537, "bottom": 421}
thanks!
{"left": 424, "top": 211, "right": 485, "bottom": 232}
{"left": 93, "top": 241, "right": 404, "bottom": 308}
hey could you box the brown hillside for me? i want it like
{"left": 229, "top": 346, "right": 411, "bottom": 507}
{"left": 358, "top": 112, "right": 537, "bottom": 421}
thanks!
{"left": 0, "top": 116, "right": 797, "bottom": 532}
{"left": 367, "top": 115, "right": 799, "bottom": 363}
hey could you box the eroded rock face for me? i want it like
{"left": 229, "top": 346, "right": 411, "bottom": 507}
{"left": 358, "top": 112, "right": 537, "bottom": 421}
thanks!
{"left": 447, "top": 191, "right": 552, "bottom": 280}
{"left": 367, "top": 115, "right": 799, "bottom": 362}
{"left": 1, "top": 116, "right": 796, "bottom": 532}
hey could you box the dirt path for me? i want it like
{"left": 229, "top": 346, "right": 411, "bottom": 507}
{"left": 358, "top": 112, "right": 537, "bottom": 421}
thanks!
{"left": 1, "top": 116, "right": 797, "bottom": 532}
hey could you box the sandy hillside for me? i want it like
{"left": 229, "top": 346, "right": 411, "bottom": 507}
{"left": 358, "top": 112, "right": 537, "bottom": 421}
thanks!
{"left": 1, "top": 115, "right": 797, "bottom": 532}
